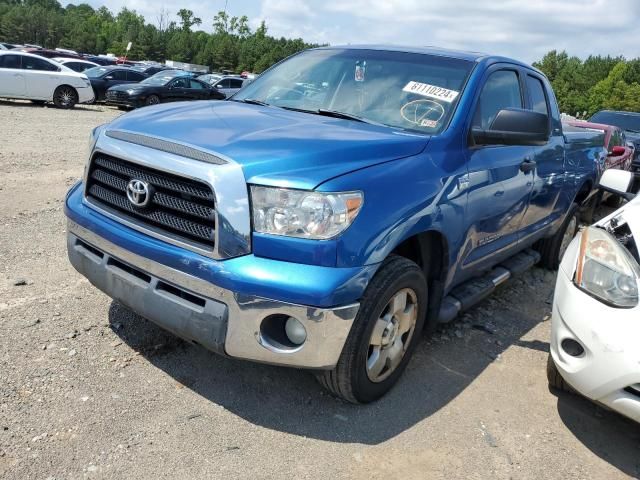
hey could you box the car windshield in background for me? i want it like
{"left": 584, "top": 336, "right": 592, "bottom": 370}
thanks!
{"left": 84, "top": 66, "right": 110, "bottom": 78}
{"left": 141, "top": 75, "right": 176, "bottom": 86}
{"left": 590, "top": 112, "right": 640, "bottom": 132}
{"left": 233, "top": 48, "right": 473, "bottom": 134}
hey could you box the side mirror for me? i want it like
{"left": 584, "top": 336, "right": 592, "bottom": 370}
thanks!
{"left": 105, "top": 75, "right": 113, "bottom": 80}
{"left": 471, "top": 108, "right": 550, "bottom": 146}
{"left": 599, "top": 169, "right": 635, "bottom": 201}
{"left": 610, "top": 145, "right": 626, "bottom": 156}
{"left": 215, "top": 84, "right": 223, "bottom": 89}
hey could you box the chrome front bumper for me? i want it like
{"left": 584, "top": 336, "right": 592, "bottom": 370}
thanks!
{"left": 67, "top": 221, "right": 359, "bottom": 369}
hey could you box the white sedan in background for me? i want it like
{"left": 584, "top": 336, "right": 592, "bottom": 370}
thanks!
{"left": 548, "top": 169, "right": 640, "bottom": 423}
{"left": 52, "top": 57, "right": 99, "bottom": 73}
{"left": 0, "top": 51, "right": 94, "bottom": 108}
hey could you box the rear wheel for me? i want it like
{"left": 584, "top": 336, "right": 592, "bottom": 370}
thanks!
{"left": 537, "top": 203, "right": 579, "bottom": 270}
{"left": 145, "top": 95, "right": 160, "bottom": 106}
{"left": 316, "top": 256, "right": 427, "bottom": 403}
{"left": 604, "top": 192, "right": 622, "bottom": 208}
{"left": 52, "top": 85, "right": 78, "bottom": 109}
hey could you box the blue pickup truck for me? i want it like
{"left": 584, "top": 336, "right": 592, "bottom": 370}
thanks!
{"left": 65, "top": 46, "right": 599, "bottom": 403}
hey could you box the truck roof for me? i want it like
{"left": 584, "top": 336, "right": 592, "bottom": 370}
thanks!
{"left": 320, "top": 44, "right": 539, "bottom": 73}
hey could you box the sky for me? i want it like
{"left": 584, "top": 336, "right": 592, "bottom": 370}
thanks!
{"left": 83, "top": 0, "right": 640, "bottom": 63}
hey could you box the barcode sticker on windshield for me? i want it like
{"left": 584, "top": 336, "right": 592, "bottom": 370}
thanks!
{"left": 403, "top": 81, "right": 459, "bottom": 103}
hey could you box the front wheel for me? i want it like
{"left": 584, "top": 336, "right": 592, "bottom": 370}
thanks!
{"left": 52, "top": 86, "right": 78, "bottom": 109}
{"left": 145, "top": 95, "right": 160, "bottom": 106}
{"left": 316, "top": 256, "right": 427, "bottom": 403}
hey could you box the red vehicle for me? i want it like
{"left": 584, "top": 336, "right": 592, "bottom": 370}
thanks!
{"left": 566, "top": 120, "right": 634, "bottom": 171}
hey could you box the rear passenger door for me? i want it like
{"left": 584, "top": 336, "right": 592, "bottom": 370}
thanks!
{"left": 518, "top": 72, "right": 566, "bottom": 239}
{"left": 461, "top": 66, "right": 535, "bottom": 271}
{"left": 0, "top": 54, "right": 26, "bottom": 97}
{"left": 22, "top": 55, "right": 61, "bottom": 99}
{"left": 126, "top": 71, "right": 145, "bottom": 84}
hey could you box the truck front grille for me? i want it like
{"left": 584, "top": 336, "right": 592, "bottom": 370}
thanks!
{"left": 85, "top": 154, "right": 216, "bottom": 249}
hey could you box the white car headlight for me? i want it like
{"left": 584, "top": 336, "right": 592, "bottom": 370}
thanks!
{"left": 250, "top": 186, "right": 363, "bottom": 239}
{"left": 574, "top": 226, "right": 640, "bottom": 308}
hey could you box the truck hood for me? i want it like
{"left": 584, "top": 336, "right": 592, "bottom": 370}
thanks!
{"left": 105, "top": 101, "right": 429, "bottom": 189}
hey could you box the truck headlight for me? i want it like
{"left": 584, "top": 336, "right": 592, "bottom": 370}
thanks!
{"left": 250, "top": 186, "right": 363, "bottom": 239}
{"left": 574, "top": 226, "right": 640, "bottom": 308}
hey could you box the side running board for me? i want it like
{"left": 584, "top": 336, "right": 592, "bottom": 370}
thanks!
{"left": 437, "top": 249, "right": 541, "bottom": 323}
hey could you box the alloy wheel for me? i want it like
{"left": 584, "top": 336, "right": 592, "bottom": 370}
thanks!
{"left": 366, "top": 288, "right": 418, "bottom": 383}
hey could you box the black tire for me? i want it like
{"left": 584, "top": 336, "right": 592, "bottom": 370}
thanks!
{"left": 604, "top": 192, "right": 622, "bottom": 208}
{"left": 30, "top": 100, "right": 46, "bottom": 106}
{"left": 145, "top": 95, "right": 160, "bottom": 106}
{"left": 52, "top": 85, "right": 78, "bottom": 109}
{"left": 537, "top": 203, "right": 579, "bottom": 270}
{"left": 316, "top": 255, "right": 428, "bottom": 403}
{"left": 547, "top": 354, "right": 573, "bottom": 393}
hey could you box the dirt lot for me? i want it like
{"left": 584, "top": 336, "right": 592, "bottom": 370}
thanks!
{"left": 0, "top": 100, "right": 638, "bottom": 479}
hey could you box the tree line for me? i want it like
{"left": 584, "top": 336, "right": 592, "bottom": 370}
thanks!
{"left": 2, "top": 1, "right": 640, "bottom": 116}
{"left": 533, "top": 50, "right": 640, "bottom": 117}
{"left": 0, "top": 0, "right": 318, "bottom": 73}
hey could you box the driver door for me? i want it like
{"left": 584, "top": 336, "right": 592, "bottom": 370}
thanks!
{"left": 167, "top": 77, "right": 189, "bottom": 102}
{"left": 459, "top": 66, "right": 535, "bottom": 274}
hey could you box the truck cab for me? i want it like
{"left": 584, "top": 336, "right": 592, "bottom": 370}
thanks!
{"left": 65, "top": 46, "right": 595, "bottom": 403}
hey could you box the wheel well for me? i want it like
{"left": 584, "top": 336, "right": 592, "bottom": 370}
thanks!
{"left": 574, "top": 181, "right": 593, "bottom": 205}
{"left": 55, "top": 84, "right": 78, "bottom": 96}
{"left": 391, "top": 231, "right": 448, "bottom": 331}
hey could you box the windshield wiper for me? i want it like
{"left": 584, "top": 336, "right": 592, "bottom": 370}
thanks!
{"left": 316, "top": 109, "right": 374, "bottom": 124}
{"left": 232, "top": 98, "right": 270, "bottom": 106}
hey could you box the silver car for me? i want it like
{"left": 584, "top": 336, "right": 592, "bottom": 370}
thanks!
{"left": 197, "top": 74, "right": 246, "bottom": 97}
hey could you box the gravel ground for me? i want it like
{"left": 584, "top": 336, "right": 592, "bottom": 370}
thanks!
{"left": 0, "top": 99, "right": 639, "bottom": 480}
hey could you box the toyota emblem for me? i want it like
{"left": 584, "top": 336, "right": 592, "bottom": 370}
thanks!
{"left": 126, "top": 179, "right": 152, "bottom": 207}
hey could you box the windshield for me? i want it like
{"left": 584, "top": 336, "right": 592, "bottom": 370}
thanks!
{"left": 590, "top": 112, "right": 640, "bottom": 132}
{"left": 141, "top": 74, "right": 177, "bottom": 86}
{"left": 234, "top": 48, "right": 473, "bottom": 134}
{"left": 84, "top": 67, "right": 110, "bottom": 78}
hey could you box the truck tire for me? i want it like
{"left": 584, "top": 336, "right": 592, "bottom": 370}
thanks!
{"left": 547, "top": 354, "right": 573, "bottom": 393}
{"left": 604, "top": 192, "right": 622, "bottom": 208}
{"left": 538, "top": 203, "right": 579, "bottom": 270}
{"left": 316, "top": 255, "right": 428, "bottom": 403}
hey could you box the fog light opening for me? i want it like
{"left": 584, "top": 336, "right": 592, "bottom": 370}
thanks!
{"left": 561, "top": 338, "right": 585, "bottom": 357}
{"left": 259, "top": 314, "right": 306, "bottom": 351}
{"left": 285, "top": 317, "right": 307, "bottom": 345}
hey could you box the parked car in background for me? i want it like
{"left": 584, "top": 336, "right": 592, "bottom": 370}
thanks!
{"left": 565, "top": 120, "right": 634, "bottom": 209}
{"left": 590, "top": 110, "right": 640, "bottom": 166}
{"left": 548, "top": 168, "right": 640, "bottom": 423}
{"left": 566, "top": 120, "right": 634, "bottom": 172}
{"left": 105, "top": 70, "right": 225, "bottom": 108}
{"left": 53, "top": 57, "right": 99, "bottom": 73}
{"left": 1, "top": 42, "right": 21, "bottom": 50}
{"left": 197, "top": 74, "right": 245, "bottom": 96}
{"left": 0, "top": 51, "right": 93, "bottom": 108}
{"left": 66, "top": 45, "right": 601, "bottom": 403}
{"left": 85, "top": 66, "right": 146, "bottom": 102}
{"left": 131, "top": 64, "right": 171, "bottom": 76}
{"left": 83, "top": 55, "right": 117, "bottom": 66}
{"left": 14, "top": 47, "right": 82, "bottom": 60}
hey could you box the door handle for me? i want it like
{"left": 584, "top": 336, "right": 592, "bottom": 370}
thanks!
{"left": 520, "top": 158, "right": 537, "bottom": 173}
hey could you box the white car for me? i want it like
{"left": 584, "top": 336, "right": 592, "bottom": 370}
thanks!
{"left": 0, "top": 51, "right": 94, "bottom": 108}
{"left": 548, "top": 168, "right": 640, "bottom": 423}
{"left": 52, "top": 57, "right": 99, "bottom": 73}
